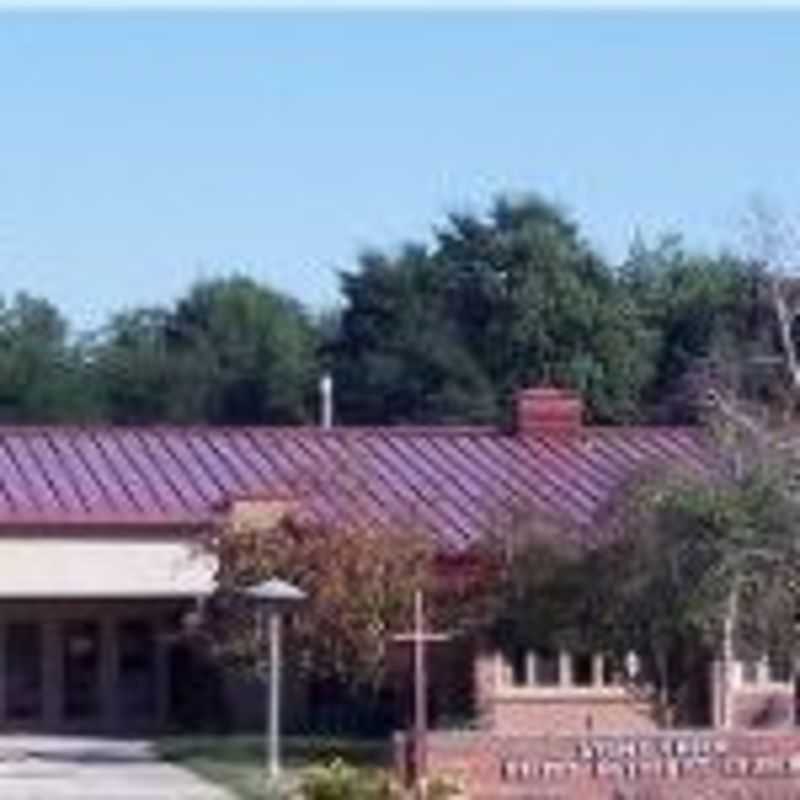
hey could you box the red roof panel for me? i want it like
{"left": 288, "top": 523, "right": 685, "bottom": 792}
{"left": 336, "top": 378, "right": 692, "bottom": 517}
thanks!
{"left": 0, "top": 425, "right": 711, "bottom": 550}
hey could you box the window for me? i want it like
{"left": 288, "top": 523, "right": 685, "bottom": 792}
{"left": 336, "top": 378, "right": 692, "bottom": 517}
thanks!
{"left": 6, "top": 623, "right": 42, "bottom": 721}
{"left": 536, "top": 650, "right": 560, "bottom": 686}
{"left": 510, "top": 649, "right": 528, "bottom": 686}
{"left": 602, "top": 655, "right": 618, "bottom": 686}
{"left": 741, "top": 660, "right": 759, "bottom": 684}
{"left": 118, "top": 619, "right": 157, "bottom": 719}
{"left": 769, "top": 654, "right": 792, "bottom": 683}
{"left": 62, "top": 621, "right": 101, "bottom": 720}
{"left": 573, "top": 654, "right": 593, "bottom": 687}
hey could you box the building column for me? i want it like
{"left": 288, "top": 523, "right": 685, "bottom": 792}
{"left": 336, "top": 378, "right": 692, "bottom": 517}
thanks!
{"left": 717, "top": 606, "right": 736, "bottom": 729}
{"left": 525, "top": 652, "right": 537, "bottom": 687}
{"left": 591, "top": 654, "right": 605, "bottom": 688}
{"left": 494, "top": 652, "right": 512, "bottom": 687}
{"left": 42, "top": 620, "right": 62, "bottom": 729}
{"left": 155, "top": 615, "right": 171, "bottom": 729}
{"left": 559, "top": 651, "right": 572, "bottom": 688}
{"left": 711, "top": 658, "right": 737, "bottom": 730}
{"left": 100, "top": 615, "right": 118, "bottom": 733}
{"left": 0, "top": 619, "right": 6, "bottom": 726}
{"left": 756, "top": 655, "right": 770, "bottom": 685}
{"left": 472, "top": 651, "right": 498, "bottom": 729}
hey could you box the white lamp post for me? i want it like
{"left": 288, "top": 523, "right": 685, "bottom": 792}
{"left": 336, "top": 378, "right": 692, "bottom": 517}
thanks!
{"left": 244, "top": 578, "right": 306, "bottom": 782}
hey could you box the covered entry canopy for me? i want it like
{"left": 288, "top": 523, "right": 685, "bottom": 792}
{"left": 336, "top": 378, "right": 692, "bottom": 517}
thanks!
{"left": 0, "top": 537, "right": 217, "bottom": 599}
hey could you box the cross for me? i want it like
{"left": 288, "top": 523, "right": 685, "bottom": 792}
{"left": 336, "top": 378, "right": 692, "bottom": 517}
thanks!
{"left": 392, "top": 589, "right": 451, "bottom": 794}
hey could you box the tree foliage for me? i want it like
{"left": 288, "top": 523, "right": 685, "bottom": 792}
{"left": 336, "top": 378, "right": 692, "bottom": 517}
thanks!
{"left": 603, "top": 460, "right": 799, "bottom": 718}
{"left": 210, "top": 508, "right": 436, "bottom": 702}
{"left": 91, "top": 276, "right": 320, "bottom": 424}
{"left": 89, "top": 308, "right": 185, "bottom": 423}
{"left": 0, "top": 293, "right": 100, "bottom": 422}
{"left": 331, "top": 246, "right": 498, "bottom": 425}
{"left": 330, "top": 197, "right": 773, "bottom": 427}
{"left": 333, "top": 197, "right": 660, "bottom": 425}
{"left": 437, "top": 197, "right": 656, "bottom": 423}
{"left": 620, "top": 235, "right": 763, "bottom": 422}
{"left": 0, "top": 191, "right": 780, "bottom": 429}
{"left": 490, "top": 451, "right": 800, "bottom": 725}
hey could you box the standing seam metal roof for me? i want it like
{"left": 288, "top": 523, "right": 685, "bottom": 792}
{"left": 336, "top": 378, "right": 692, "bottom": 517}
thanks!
{"left": 0, "top": 425, "right": 712, "bottom": 550}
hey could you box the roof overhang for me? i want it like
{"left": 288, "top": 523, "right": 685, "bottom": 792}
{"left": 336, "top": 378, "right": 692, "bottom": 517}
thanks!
{"left": 0, "top": 537, "right": 217, "bottom": 599}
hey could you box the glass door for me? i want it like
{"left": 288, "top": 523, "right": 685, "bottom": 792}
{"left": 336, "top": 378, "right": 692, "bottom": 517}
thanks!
{"left": 62, "top": 621, "right": 101, "bottom": 722}
{"left": 6, "top": 623, "right": 43, "bottom": 723}
{"left": 117, "top": 619, "right": 157, "bottom": 721}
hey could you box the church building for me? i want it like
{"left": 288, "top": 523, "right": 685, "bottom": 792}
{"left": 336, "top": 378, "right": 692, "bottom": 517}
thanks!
{"left": 0, "top": 388, "right": 789, "bottom": 733}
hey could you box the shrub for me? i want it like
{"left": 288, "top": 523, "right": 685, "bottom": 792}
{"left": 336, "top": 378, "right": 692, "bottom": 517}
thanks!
{"left": 296, "top": 758, "right": 401, "bottom": 800}
{"left": 423, "top": 775, "right": 463, "bottom": 800}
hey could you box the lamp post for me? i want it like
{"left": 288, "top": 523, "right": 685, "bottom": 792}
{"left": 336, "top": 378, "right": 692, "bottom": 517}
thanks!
{"left": 794, "top": 613, "right": 799, "bottom": 727}
{"left": 243, "top": 578, "right": 306, "bottom": 782}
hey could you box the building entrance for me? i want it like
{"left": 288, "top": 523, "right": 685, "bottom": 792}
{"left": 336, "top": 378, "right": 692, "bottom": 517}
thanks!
{"left": 0, "top": 601, "right": 181, "bottom": 733}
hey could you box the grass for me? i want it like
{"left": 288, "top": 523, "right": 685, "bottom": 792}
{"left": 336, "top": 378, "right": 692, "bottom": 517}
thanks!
{"left": 157, "top": 735, "right": 391, "bottom": 800}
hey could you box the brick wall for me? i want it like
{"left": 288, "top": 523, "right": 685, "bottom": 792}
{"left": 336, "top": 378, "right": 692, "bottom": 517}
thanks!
{"left": 475, "top": 650, "right": 796, "bottom": 736}
{"left": 712, "top": 658, "right": 797, "bottom": 730}
{"left": 472, "top": 651, "right": 497, "bottom": 728}
{"left": 407, "top": 730, "right": 800, "bottom": 800}
{"left": 491, "top": 691, "right": 658, "bottom": 736}
{"left": 732, "top": 685, "right": 796, "bottom": 729}
{"left": 473, "top": 652, "right": 659, "bottom": 736}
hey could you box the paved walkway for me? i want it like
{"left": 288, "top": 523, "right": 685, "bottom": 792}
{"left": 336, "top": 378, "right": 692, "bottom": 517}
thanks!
{"left": 0, "top": 736, "right": 235, "bottom": 799}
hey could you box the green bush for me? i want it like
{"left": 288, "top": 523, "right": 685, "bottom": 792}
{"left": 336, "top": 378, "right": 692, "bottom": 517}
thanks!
{"left": 423, "top": 775, "right": 462, "bottom": 800}
{"left": 297, "top": 758, "right": 401, "bottom": 800}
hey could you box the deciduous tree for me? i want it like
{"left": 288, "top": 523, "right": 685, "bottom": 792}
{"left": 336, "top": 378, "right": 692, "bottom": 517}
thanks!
{"left": 92, "top": 276, "right": 320, "bottom": 424}
{"left": 0, "top": 293, "right": 99, "bottom": 422}
{"left": 208, "top": 506, "right": 437, "bottom": 729}
{"left": 334, "top": 196, "right": 658, "bottom": 426}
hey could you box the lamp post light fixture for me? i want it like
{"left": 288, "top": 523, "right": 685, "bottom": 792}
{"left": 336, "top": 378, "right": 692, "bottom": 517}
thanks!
{"left": 243, "top": 578, "right": 306, "bottom": 783}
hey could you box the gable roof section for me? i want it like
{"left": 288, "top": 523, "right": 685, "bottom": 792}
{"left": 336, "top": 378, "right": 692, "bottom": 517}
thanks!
{"left": 0, "top": 425, "right": 712, "bottom": 550}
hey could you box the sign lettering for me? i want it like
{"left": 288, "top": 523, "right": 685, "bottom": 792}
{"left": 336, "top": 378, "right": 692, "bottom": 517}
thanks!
{"left": 500, "top": 736, "right": 800, "bottom": 783}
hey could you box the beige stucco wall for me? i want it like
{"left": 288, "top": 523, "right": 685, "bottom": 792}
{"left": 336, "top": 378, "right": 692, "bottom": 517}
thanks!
{"left": 0, "top": 536, "right": 216, "bottom": 599}
{"left": 0, "top": 527, "right": 219, "bottom": 734}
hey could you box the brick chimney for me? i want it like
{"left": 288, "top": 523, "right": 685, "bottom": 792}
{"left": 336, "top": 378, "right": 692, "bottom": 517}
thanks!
{"left": 514, "top": 387, "right": 583, "bottom": 436}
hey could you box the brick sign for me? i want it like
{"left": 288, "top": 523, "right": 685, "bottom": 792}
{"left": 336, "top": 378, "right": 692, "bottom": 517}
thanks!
{"left": 405, "top": 731, "right": 800, "bottom": 800}
{"left": 502, "top": 735, "right": 800, "bottom": 782}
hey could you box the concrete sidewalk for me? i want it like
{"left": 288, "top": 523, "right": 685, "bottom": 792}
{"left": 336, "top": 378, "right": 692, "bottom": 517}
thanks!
{"left": 0, "top": 736, "right": 235, "bottom": 799}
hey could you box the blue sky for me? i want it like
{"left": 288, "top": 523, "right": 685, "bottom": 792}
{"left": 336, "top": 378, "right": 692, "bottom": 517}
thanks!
{"left": 0, "top": 10, "right": 798, "bottom": 331}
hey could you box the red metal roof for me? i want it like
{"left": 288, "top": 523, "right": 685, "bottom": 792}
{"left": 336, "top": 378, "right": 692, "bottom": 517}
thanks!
{"left": 0, "top": 425, "right": 712, "bottom": 551}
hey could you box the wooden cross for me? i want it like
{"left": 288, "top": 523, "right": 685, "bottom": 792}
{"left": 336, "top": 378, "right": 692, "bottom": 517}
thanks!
{"left": 392, "top": 589, "right": 451, "bottom": 792}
